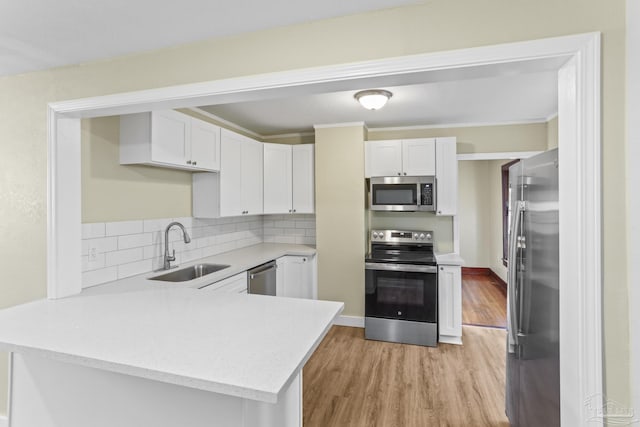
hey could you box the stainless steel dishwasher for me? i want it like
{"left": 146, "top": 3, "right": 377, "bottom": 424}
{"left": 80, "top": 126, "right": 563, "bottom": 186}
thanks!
{"left": 247, "top": 261, "right": 277, "bottom": 296}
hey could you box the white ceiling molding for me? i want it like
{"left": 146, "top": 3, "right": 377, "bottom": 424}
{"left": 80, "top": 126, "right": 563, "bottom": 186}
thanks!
{"left": 367, "top": 118, "right": 550, "bottom": 133}
{"left": 456, "top": 151, "right": 543, "bottom": 161}
{"left": 187, "top": 107, "right": 262, "bottom": 139}
{"left": 313, "top": 122, "right": 366, "bottom": 129}
{"left": 262, "top": 132, "right": 315, "bottom": 140}
{"left": 545, "top": 112, "right": 560, "bottom": 122}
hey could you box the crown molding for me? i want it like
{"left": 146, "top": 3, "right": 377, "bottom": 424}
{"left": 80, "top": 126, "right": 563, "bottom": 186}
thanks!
{"left": 313, "top": 122, "right": 366, "bottom": 130}
{"left": 262, "top": 131, "right": 315, "bottom": 140}
{"left": 187, "top": 107, "right": 262, "bottom": 139}
{"left": 367, "top": 118, "right": 550, "bottom": 133}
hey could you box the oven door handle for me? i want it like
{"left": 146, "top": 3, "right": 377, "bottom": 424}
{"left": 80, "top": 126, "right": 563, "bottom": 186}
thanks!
{"left": 365, "top": 262, "right": 437, "bottom": 273}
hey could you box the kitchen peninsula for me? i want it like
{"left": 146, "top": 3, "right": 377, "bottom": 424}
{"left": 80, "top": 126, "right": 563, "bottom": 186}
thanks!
{"left": 0, "top": 248, "right": 342, "bottom": 427}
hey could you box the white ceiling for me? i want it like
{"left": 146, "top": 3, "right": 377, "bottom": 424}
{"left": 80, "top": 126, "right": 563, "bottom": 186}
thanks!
{"left": 0, "top": 0, "right": 420, "bottom": 76}
{"left": 199, "top": 58, "right": 565, "bottom": 136}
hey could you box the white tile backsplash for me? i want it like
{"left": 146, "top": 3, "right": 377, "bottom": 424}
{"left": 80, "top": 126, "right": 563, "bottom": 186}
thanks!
{"left": 106, "top": 220, "right": 143, "bottom": 236}
{"left": 81, "top": 214, "right": 315, "bottom": 288}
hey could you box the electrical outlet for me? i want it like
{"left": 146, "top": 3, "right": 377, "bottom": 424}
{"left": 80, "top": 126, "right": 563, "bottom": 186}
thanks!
{"left": 88, "top": 246, "right": 98, "bottom": 262}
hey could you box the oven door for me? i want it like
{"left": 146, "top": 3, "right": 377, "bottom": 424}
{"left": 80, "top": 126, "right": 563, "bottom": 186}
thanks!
{"left": 365, "top": 263, "right": 437, "bottom": 323}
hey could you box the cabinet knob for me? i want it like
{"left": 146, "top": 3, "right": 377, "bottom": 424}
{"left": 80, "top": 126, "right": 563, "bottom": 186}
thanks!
{"left": 440, "top": 267, "right": 444, "bottom": 271}
{"left": 438, "top": 210, "right": 442, "bottom": 214}
{"left": 293, "top": 209, "right": 297, "bottom": 213}
{"left": 397, "top": 172, "right": 401, "bottom": 176}
{"left": 404, "top": 172, "right": 407, "bottom": 176}
{"left": 192, "top": 161, "right": 197, "bottom": 166}
{"left": 186, "top": 160, "right": 192, "bottom": 165}
{"left": 289, "top": 209, "right": 292, "bottom": 213}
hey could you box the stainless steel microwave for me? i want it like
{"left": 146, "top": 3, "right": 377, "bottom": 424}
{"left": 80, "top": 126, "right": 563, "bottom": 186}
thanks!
{"left": 369, "top": 176, "right": 436, "bottom": 212}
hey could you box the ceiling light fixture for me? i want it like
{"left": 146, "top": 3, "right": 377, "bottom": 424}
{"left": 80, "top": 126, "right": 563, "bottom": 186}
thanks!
{"left": 354, "top": 89, "right": 393, "bottom": 110}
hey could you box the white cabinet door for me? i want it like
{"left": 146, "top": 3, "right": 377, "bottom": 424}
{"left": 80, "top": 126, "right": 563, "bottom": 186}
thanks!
{"left": 220, "top": 129, "right": 244, "bottom": 217}
{"left": 365, "top": 140, "right": 403, "bottom": 177}
{"left": 402, "top": 138, "right": 436, "bottom": 176}
{"left": 190, "top": 118, "right": 220, "bottom": 171}
{"left": 292, "top": 144, "right": 315, "bottom": 214}
{"left": 438, "top": 265, "right": 462, "bottom": 340}
{"left": 435, "top": 137, "right": 457, "bottom": 216}
{"left": 276, "top": 256, "right": 314, "bottom": 299}
{"left": 263, "top": 143, "right": 293, "bottom": 214}
{"left": 198, "top": 271, "right": 247, "bottom": 294}
{"left": 150, "top": 110, "right": 190, "bottom": 166}
{"left": 241, "top": 138, "right": 264, "bottom": 216}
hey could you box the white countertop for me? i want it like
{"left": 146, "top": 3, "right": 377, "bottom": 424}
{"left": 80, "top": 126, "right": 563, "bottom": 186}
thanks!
{"left": 0, "top": 243, "right": 343, "bottom": 404}
{"left": 83, "top": 243, "right": 317, "bottom": 296}
{"left": 435, "top": 252, "right": 465, "bottom": 266}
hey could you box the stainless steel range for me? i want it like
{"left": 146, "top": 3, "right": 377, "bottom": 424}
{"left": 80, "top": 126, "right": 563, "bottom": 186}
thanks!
{"left": 365, "top": 229, "right": 438, "bottom": 347}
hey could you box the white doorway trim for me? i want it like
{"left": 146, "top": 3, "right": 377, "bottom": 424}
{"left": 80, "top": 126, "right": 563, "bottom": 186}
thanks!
{"left": 47, "top": 32, "right": 602, "bottom": 426}
{"left": 627, "top": 0, "right": 640, "bottom": 421}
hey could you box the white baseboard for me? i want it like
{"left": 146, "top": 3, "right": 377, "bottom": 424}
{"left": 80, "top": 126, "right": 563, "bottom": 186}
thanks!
{"left": 333, "top": 315, "right": 364, "bottom": 328}
{"left": 439, "top": 335, "right": 463, "bottom": 345}
{"left": 0, "top": 414, "right": 7, "bottom": 427}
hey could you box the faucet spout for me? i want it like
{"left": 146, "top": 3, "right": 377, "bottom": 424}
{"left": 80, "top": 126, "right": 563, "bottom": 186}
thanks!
{"left": 163, "top": 222, "right": 191, "bottom": 270}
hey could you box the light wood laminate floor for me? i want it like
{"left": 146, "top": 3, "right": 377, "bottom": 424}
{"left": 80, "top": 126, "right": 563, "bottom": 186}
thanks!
{"left": 303, "top": 325, "right": 509, "bottom": 427}
{"left": 462, "top": 274, "right": 507, "bottom": 328}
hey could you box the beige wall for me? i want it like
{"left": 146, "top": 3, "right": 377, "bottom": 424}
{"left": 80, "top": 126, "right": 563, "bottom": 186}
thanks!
{"left": 547, "top": 116, "right": 559, "bottom": 149}
{"left": 369, "top": 212, "right": 454, "bottom": 253}
{"left": 82, "top": 116, "right": 193, "bottom": 223}
{"left": 315, "top": 125, "right": 366, "bottom": 317}
{"left": 457, "top": 161, "right": 492, "bottom": 266}
{"left": 368, "top": 122, "right": 548, "bottom": 153}
{"left": 0, "top": 0, "right": 628, "bottom": 416}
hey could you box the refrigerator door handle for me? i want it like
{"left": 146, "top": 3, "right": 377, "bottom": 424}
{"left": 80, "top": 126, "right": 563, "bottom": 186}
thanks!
{"left": 507, "top": 200, "right": 525, "bottom": 349}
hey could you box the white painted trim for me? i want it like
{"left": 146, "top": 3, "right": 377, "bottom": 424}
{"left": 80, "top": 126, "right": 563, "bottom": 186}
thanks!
{"left": 187, "top": 107, "right": 263, "bottom": 139}
{"left": 333, "top": 315, "right": 364, "bottom": 328}
{"left": 47, "top": 110, "right": 82, "bottom": 299}
{"left": 368, "top": 118, "right": 550, "bottom": 132}
{"left": 456, "top": 151, "right": 543, "bottom": 161}
{"left": 0, "top": 415, "right": 6, "bottom": 427}
{"left": 47, "top": 32, "right": 602, "bottom": 425}
{"left": 545, "top": 111, "right": 559, "bottom": 122}
{"left": 557, "top": 34, "right": 603, "bottom": 426}
{"left": 439, "top": 336, "right": 463, "bottom": 346}
{"left": 262, "top": 132, "right": 315, "bottom": 141}
{"left": 628, "top": 0, "right": 640, "bottom": 422}
{"left": 313, "top": 122, "right": 365, "bottom": 129}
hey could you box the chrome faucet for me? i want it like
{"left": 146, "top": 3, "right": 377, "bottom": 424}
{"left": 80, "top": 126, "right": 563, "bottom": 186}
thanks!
{"left": 164, "top": 222, "right": 191, "bottom": 270}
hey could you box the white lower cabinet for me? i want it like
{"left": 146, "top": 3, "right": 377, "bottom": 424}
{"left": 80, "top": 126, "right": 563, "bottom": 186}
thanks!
{"left": 276, "top": 256, "right": 316, "bottom": 299}
{"left": 198, "top": 272, "right": 248, "bottom": 294}
{"left": 438, "top": 264, "right": 462, "bottom": 344}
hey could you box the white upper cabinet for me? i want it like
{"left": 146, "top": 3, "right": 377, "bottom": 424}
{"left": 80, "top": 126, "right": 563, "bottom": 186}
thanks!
{"left": 263, "top": 143, "right": 293, "bottom": 214}
{"left": 365, "top": 138, "right": 435, "bottom": 177}
{"left": 435, "top": 137, "right": 457, "bottom": 216}
{"left": 365, "top": 140, "right": 403, "bottom": 177}
{"left": 240, "top": 137, "right": 264, "bottom": 216}
{"left": 219, "top": 129, "right": 263, "bottom": 217}
{"left": 291, "top": 145, "right": 315, "bottom": 214}
{"left": 402, "top": 139, "right": 436, "bottom": 176}
{"left": 120, "top": 110, "right": 220, "bottom": 171}
{"left": 264, "top": 143, "right": 315, "bottom": 214}
{"left": 190, "top": 117, "right": 221, "bottom": 170}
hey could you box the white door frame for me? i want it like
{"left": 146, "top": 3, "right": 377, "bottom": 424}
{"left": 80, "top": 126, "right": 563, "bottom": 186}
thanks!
{"left": 47, "top": 32, "right": 602, "bottom": 426}
{"left": 627, "top": 0, "right": 640, "bottom": 422}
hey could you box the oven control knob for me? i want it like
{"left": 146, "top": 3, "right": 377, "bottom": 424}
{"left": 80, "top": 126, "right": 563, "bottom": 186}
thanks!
{"left": 419, "top": 233, "right": 426, "bottom": 240}
{"left": 413, "top": 233, "right": 419, "bottom": 239}
{"left": 426, "top": 233, "right": 432, "bottom": 241}
{"left": 372, "top": 232, "right": 378, "bottom": 239}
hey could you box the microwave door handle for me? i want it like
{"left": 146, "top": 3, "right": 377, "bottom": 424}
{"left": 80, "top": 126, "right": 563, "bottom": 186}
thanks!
{"left": 507, "top": 200, "right": 525, "bottom": 350}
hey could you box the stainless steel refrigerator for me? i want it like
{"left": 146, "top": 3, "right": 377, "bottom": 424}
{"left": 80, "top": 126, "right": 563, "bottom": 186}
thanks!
{"left": 505, "top": 148, "right": 560, "bottom": 426}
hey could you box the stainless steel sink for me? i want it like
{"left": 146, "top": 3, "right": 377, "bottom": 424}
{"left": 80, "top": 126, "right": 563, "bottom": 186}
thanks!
{"left": 148, "top": 263, "right": 230, "bottom": 282}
